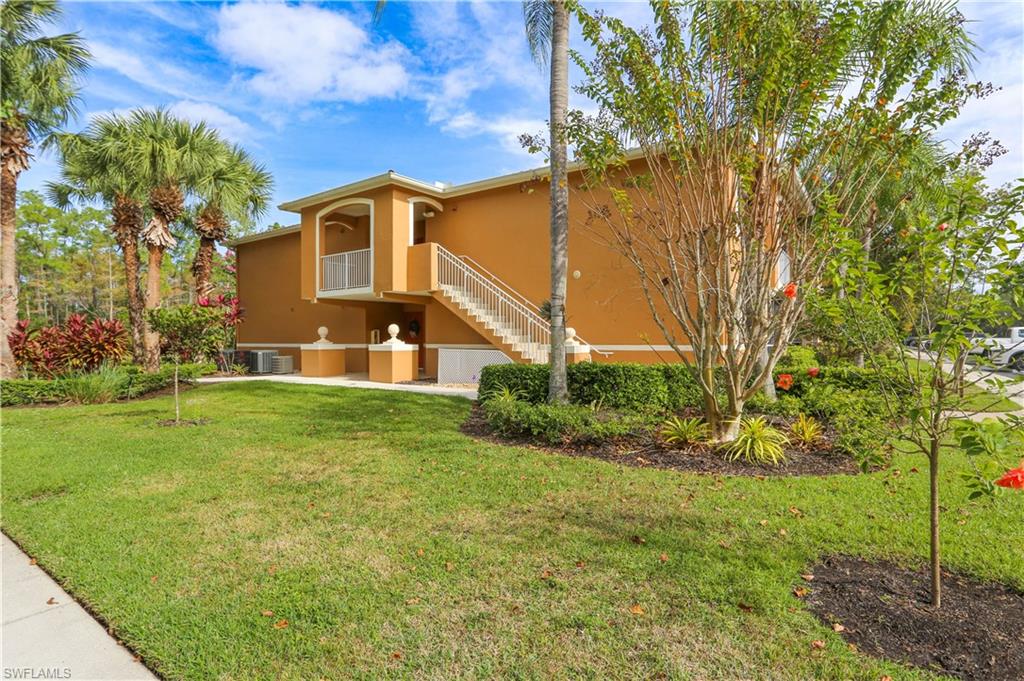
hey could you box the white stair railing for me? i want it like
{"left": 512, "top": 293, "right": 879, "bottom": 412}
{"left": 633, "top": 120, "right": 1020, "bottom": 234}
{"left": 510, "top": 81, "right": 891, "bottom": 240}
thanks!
{"left": 436, "top": 245, "right": 550, "bottom": 363}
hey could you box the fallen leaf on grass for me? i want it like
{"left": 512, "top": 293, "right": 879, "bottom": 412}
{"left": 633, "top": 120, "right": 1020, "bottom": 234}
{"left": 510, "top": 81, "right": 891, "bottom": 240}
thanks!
{"left": 267, "top": 565, "right": 277, "bottom": 575}
{"left": 778, "top": 528, "right": 788, "bottom": 537}
{"left": 659, "top": 553, "right": 669, "bottom": 563}
{"left": 788, "top": 506, "right": 803, "bottom": 517}
{"left": 273, "top": 619, "right": 289, "bottom": 629}
{"left": 630, "top": 535, "right": 646, "bottom": 545}
{"left": 832, "top": 623, "right": 846, "bottom": 632}
{"left": 800, "top": 573, "right": 815, "bottom": 581}
{"left": 416, "top": 548, "right": 425, "bottom": 557}
{"left": 880, "top": 676, "right": 893, "bottom": 681}
{"left": 629, "top": 604, "right": 645, "bottom": 615}
{"left": 405, "top": 597, "right": 421, "bottom": 605}
{"left": 738, "top": 602, "right": 753, "bottom": 612}
{"left": 46, "top": 597, "right": 57, "bottom": 605}
{"left": 576, "top": 560, "right": 586, "bottom": 569}
{"left": 793, "top": 587, "right": 809, "bottom": 598}
{"left": 261, "top": 610, "right": 273, "bottom": 617}
{"left": 391, "top": 651, "right": 403, "bottom": 660}
{"left": 759, "top": 519, "right": 769, "bottom": 526}
{"left": 150, "top": 575, "right": 158, "bottom": 583}
{"left": 445, "top": 562, "right": 454, "bottom": 572}
{"left": 811, "top": 640, "right": 825, "bottom": 650}
{"left": 540, "top": 569, "right": 553, "bottom": 579}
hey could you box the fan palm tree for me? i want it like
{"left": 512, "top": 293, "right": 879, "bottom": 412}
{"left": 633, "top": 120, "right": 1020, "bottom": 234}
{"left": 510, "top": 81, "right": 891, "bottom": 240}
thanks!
{"left": 523, "top": 0, "right": 570, "bottom": 403}
{"left": 47, "top": 115, "right": 148, "bottom": 363}
{"left": 0, "top": 0, "right": 89, "bottom": 378}
{"left": 191, "top": 143, "right": 273, "bottom": 297}
{"left": 118, "top": 109, "right": 223, "bottom": 370}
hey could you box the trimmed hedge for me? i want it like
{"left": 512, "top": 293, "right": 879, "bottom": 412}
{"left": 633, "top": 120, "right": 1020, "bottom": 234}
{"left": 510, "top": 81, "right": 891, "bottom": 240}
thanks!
{"left": 479, "top": 362, "right": 706, "bottom": 412}
{"left": 483, "top": 398, "right": 643, "bottom": 445}
{"left": 1, "top": 362, "right": 216, "bottom": 407}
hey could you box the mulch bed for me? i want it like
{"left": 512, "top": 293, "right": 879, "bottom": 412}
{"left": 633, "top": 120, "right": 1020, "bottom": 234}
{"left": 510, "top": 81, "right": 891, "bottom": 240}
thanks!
{"left": 462, "top": 404, "right": 859, "bottom": 477}
{"left": 156, "top": 417, "right": 210, "bottom": 427}
{"left": 804, "top": 555, "right": 1024, "bottom": 680}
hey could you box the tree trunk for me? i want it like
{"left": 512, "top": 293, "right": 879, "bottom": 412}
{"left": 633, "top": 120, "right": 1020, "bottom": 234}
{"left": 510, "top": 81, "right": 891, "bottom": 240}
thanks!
{"left": 143, "top": 243, "right": 164, "bottom": 372}
{"left": 121, "top": 237, "right": 145, "bottom": 365}
{"left": 757, "top": 346, "right": 778, "bottom": 401}
{"left": 174, "top": 360, "right": 180, "bottom": 424}
{"left": 0, "top": 162, "right": 20, "bottom": 379}
{"left": 192, "top": 236, "right": 216, "bottom": 298}
{"left": 928, "top": 438, "right": 942, "bottom": 608}
{"left": 547, "top": 0, "right": 570, "bottom": 404}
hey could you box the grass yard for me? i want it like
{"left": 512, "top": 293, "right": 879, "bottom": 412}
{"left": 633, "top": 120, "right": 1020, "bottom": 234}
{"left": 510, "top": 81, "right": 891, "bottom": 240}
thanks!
{"left": 3, "top": 382, "right": 1022, "bottom": 680}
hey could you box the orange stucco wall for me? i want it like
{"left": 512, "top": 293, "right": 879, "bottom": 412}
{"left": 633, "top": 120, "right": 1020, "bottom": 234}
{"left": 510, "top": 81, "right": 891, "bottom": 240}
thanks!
{"left": 240, "top": 163, "right": 720, "bottom": 373}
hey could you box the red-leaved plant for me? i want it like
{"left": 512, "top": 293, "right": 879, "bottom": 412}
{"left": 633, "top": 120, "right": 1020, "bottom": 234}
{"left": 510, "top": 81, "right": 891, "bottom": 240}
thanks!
{"left": 8, "top": 315, "right": 128, "bottom": 378}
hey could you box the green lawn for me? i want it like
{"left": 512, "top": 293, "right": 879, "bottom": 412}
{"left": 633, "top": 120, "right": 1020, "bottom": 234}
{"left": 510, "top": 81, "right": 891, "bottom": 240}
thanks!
{"left": 3, "top": 383, "right": 1022, "bottom": 680}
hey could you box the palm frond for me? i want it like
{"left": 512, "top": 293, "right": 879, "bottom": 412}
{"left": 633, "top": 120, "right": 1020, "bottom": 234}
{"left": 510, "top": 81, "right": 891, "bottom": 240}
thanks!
{"left": 523, "top": 0, "right": 554, "bottom": 67}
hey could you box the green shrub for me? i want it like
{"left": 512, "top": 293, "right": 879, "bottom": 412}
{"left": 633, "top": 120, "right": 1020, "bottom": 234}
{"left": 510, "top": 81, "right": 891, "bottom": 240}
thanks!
{"left": 479, "top": 364, "right": 549, "bottom": 404}
{"left": 483, "top": 396, "right": 639, "bottom": 445}
{"left": 568, "top": 362, "right": 668, "bottom": 412}
{"left": 62, "top": 365, "right": 124, "bottom": 404}
{"left": 721, "top": 417, "right": 789, "bottom": 465}
{"left": 659, "top": 416, "right": 708, "bottom": 446}
{"left": 1, "top": 379, "right": 66, "bottom": 406}
{"left": 479, "top": 362, "right": 706, "bottom": 412}
{"left": 747, "top": 392, "right": 803, "bottom": 416}
{"left": 779, "top": 345, "right": 818, "bottom": 370}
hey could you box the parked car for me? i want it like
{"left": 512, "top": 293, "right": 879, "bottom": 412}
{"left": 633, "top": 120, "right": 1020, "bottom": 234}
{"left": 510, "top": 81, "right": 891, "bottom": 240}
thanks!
{"left": 976, "top": 327, "right": 1024, "bottom": 371}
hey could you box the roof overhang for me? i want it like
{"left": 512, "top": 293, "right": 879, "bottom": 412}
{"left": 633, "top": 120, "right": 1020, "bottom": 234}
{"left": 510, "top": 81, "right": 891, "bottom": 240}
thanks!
{"left": 227, "top": 223, "right": 301, "bottom": 247}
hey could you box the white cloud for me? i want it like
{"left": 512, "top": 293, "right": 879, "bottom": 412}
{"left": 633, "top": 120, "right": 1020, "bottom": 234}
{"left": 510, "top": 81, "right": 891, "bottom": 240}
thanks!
{"left": 168, "top": 100, "right": 256, "bottom": 143}
{"left": 89, "top": 40, "right": 195, "bottom": 99}
{"left": 214, "top": 3, "right": 410, "bottom": 103}
{"left": 442, "top": 111, "right": 546, "bottom": 158}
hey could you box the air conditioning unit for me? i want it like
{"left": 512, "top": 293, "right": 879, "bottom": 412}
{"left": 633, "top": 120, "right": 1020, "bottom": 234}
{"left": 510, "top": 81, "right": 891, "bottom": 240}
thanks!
{"left": 271, "top": 355, "right": 294, "bottom": 374}
{"left": 249, "top": 350, "right": 278, "bottom": 374}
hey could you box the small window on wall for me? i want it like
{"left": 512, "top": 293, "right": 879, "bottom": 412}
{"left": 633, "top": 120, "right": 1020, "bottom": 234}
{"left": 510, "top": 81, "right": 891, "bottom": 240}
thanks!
{"left": 777, "top": 250, "right": 791, "bottom": 287}
{"left": 370, "top": 329, "right": 381, "bottom": 344}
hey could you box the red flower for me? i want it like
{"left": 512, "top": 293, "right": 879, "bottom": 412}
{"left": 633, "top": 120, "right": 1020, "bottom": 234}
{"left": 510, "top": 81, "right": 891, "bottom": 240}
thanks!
{"left": 937, "top": 222, "right": 948, "bottom": 232}
{"left": 783, "top": 282, "right": 798, "bottom": 299}
{"left": 807, "top": 367, "right": 820, "bottom": 378}
{"left": 995, "top": 465, "right": 1024, "bottom": 490}
{"left": 776, "top": 373, "right": 794, "bottom": 391}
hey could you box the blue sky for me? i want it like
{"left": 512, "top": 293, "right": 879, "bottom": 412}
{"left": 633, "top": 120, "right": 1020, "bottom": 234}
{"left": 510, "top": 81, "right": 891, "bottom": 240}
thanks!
{"left": 19, "top": 1, "right": 1024, "bottom": 229}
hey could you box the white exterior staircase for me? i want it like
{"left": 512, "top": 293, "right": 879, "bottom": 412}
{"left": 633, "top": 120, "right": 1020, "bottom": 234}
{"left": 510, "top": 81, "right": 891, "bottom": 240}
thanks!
{"left": 434, "top": 245, "right": 552, "bottom": 364}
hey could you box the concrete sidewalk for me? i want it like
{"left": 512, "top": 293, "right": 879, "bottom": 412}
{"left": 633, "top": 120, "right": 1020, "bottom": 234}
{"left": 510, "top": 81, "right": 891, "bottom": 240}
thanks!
{"left": 2, "top": 535, "right": 156, "bottom": 680}
{"left": 197, "top": 373, "right": 479, "bottom": 400}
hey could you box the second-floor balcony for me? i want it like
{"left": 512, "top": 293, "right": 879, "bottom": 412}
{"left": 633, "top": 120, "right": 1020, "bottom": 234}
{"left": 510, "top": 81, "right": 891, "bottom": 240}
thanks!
{"left": 321, "top": 248, "right": 371, "bottom": 292}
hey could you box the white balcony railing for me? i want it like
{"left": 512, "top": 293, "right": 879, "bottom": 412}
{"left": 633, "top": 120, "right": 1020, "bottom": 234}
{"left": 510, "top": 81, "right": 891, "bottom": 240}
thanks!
{"left": 321, "top": 248, "right": 371, "bottom": 291}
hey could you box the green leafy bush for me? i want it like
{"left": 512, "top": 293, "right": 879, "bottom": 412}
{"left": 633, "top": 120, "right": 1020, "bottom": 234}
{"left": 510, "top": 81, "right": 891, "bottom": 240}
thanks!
{"left": 721, "top": 417, "right": 789, "bottom": 465}
{"left": 659, "top": 416, "right": 708, "bottom": 446}
{"left": 479, "top": 362, "right": 707, "bottom": 412}
{"left": 568, "top": 362, "right": 668, "bottom": 412}
{"left": 789, "top": 413, "right": 822, "bottom": 447}
{"left": 779, "top": 346, "right": 818, "bottom": 370}
{"left": 483, "top": 397, "right": 639, "bottom": 445}
{"left": 1, "top": 379, "right": 66, "bottom": 406}
{"left": 747, "top": 393, "right": 803, "bottom": 416}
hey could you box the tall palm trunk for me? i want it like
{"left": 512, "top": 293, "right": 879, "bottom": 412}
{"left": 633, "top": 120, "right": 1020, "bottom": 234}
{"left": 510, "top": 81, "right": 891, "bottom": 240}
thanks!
{"left": 1, "top": 121, "right": 30, "bottom": 379}
{"left": 111, "top": 195, "right": 145, "bottom": 364}
{"left": 141, "top": 183, "right": 182, "bottom": 372}
{"left": 547, "top": 0, "right": 570, "bottom": 404}
{"left": 193, "top": 237, "right": 216, "bottom": 298}
{"left": 143, "top": 242, "right": 164, "bottom": 371}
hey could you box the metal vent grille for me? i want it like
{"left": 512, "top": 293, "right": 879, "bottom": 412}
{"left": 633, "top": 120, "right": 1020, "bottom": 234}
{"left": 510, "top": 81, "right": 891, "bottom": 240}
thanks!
{"left": 271, "top": 355, "right": 294, "bottom": 374}
{"left": 249, "top": 350, "right": 278, "bottom": 374}
{"left": 437, "top": 348, "right": 511, "bottom": 385}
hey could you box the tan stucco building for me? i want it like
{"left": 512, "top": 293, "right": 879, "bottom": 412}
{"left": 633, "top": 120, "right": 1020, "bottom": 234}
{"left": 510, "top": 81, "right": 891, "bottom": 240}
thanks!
{"left": 232, "top": 161, "right": 696, "bottom": 381}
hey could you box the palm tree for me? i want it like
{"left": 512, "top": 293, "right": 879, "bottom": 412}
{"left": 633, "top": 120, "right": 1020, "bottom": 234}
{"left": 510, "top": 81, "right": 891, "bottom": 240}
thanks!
{"left": 47, "top": 116, "right": 148, "bottom": 363}
{"left": 119, "top": 109, "right": 223, "bottom": 371}
{"left": 191, "top": 143, "right": 273, "bottom": 297}
{"left": 374, "top": 0, "right": 572, "bottom": 402}
{"left": 524, "top": 0, "right": 570, "bottom": 403}
{"left": 0, "top": 0, "right": 89, "bottom": 378}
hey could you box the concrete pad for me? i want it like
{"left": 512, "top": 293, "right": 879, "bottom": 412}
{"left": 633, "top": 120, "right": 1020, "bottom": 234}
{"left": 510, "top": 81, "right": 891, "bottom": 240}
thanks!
{"left": 2, "top": 535, "right": 156, "bottom": 680}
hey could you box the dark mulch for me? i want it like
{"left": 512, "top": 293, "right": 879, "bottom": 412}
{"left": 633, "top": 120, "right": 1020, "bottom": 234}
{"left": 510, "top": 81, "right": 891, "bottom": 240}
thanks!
{"left": 156, "top": 417, "right": 210, "bottom": 427}
{"left": 462, "top": 404, "right": 858, "bottom": 477}
{"left": 804, "top": 555, "right": 1024, "bottom": 680}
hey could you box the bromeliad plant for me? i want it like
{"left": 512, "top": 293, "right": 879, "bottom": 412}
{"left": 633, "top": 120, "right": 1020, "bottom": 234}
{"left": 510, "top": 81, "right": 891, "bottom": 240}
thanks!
{"left": 721, "top": 417, "right": 789, "bottom": 466}
{"left": 789, "top": 413, "right": 822, "bottom": 448}
{"left": 659, "top": 416, "right": 708, "bottom": 447}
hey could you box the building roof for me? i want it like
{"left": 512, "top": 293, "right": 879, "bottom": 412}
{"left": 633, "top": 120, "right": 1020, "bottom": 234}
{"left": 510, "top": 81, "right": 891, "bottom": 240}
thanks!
{"left": 227, "top": 223, "right": 301, "bottom": 247}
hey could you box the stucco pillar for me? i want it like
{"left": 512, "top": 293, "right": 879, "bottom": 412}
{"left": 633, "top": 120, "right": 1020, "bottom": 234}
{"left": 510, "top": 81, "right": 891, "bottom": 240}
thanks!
{"left": 301, "top": 326, "right": 347, "bottom": 377}
{"left": 564, "top": 327, "right": 592, "bottom": 364}
{"left": 368, "top": 323, "right": 419, "bottom": 383}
